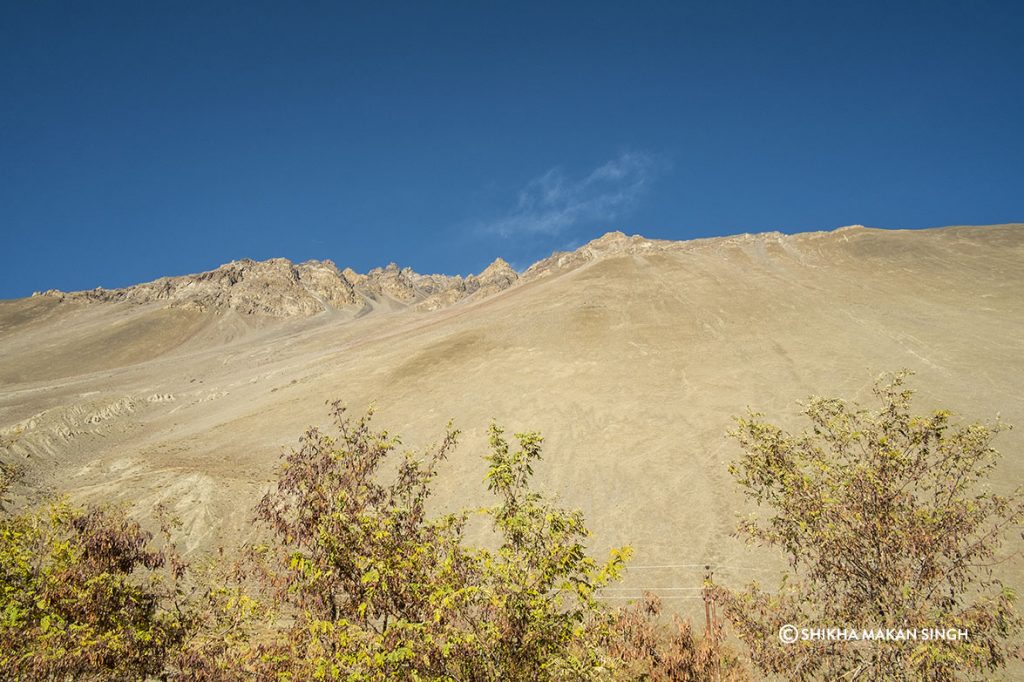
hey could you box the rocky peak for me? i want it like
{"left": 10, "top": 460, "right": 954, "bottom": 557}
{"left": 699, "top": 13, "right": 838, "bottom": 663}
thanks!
{"left": 473, "top": 258, "right": 519, "bottom": 292}
{"left": 478, "top": 257, "right": 517, "bottom": 284}
{"left": 414, "top": 258, "right": 520, "bottom": 311}
{"left": 583, "top": 231, "right": 651, "bottom": 253}
{"left": 521, "top": 231, "right": 658, "bottom": 280}
{"left": 589, "top": 230, "right": 629, "bottom": 245}
{"left": 37, "top": 258, "right": 359, "bottom": 317}
{"left": 364, "top": 263, "right": 418, "bottom": 302}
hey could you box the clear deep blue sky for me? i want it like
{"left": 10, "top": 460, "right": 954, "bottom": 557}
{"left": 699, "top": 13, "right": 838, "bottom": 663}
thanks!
{"left": 3, "top": 1, "right": 1022, "bottom": 298}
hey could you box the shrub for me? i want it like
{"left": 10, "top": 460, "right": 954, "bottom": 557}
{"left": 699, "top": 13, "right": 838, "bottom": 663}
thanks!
{"left": 214, "top": 402, "right": 634, "bottom": 680}
{"left": 1, "top": 402, "right": 745, "bottom": 680}
{"left": 601, "top": 593, "right": 747, "bottom": 681}
{"left": 0, "top": 499, "right": 190, "bottom": 680}
{"left": 721, "top": 371, "right": 1023, "bottom": 680}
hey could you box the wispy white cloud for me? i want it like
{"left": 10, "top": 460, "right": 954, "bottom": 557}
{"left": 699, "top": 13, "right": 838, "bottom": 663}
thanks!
{"left": 482, "top": 152, "right": 664, "bottom": 237}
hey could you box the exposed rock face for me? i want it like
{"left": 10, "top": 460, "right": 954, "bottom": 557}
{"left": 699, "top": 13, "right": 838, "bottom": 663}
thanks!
{"left": 416, "top": 258, "right": 520, "bottom": 311}
{"left": 295, "top": 261, "right": 360, "bottom": 310}
{"left": 363, "top": 263, "right": 419, "bottom": 302}
{"left": 416, "top": 285, "right": 468, "bottom": 312}
{"left": 522, "top": 231, "right": 661, "bottom": 280}
{"left": 357, "top": 260, "right": 522, "bottom": 309}
{"left": 474, "top": 257, "right": 518, "bottom": 293}
{"left": 36, "top": 259, "right": 359, "bottom": 317}
{"left": 34, "top": 254, "right": 523, "bottom": 317}
{"left": 410, "top": 273, "right": 465, "bottom": 296}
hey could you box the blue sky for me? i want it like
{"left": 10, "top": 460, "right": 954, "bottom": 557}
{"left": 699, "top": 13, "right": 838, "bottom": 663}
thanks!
{"left": 2, "top": 1, "right": 1022, "bottom": 297}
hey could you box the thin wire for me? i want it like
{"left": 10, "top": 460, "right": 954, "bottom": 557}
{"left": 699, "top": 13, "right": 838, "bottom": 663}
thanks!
{"left": 627, "top": 563, "right": 777, "bottom": 572}
{"left": 600, "top": 587, "right": 703, "bottom": 591}
{"left": 625, "top": 563, "right": 711, "bottom": 569}
{"left": 599, "top": 595, "right": 705, "bottom": 600}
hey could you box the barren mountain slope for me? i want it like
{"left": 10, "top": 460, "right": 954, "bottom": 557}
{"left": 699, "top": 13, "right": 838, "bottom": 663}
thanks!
{"left": 2, "top": 224, "right": 1022, "bottom": 607}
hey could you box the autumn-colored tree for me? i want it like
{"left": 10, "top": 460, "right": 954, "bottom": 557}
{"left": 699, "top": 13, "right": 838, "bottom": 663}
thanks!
{"left": 0, "top": 401, "right": 746, "bottom": 680}
{"left": 0, "top": 498, "right": 190, "bottom": 680}
{"left": 600, "top": 592, "right": 748, "bottom": 681}
{"left": 721, "top": 371, "right": 1023, "bottom": 680}
{"left": 199, "top": 402, "right": 635, "bottom": 680}
{"left": 465, "top": 423, "right": 631, "bottom": 679}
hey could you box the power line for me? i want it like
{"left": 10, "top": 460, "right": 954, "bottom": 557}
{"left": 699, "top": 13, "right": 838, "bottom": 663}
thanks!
{"left": 626, "top": 563, "right": 777, "bottom": 572}
{"left": 600, "top": 587, "right": 703, "bottom": 591}
{"left": 598, "top": 594, "right": 705, "bottom": 600}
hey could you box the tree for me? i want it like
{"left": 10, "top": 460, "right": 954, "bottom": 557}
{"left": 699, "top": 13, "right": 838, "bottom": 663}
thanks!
{"left": 0, "top": 498, "right": 190, "bottom": 680}
{"left": 720, "top": 371, "right": 1023, "bottom": 680}
{"left": 470, "top": 423, "right": 631, "bottom": 679}
{"left": 1, "top": 402, "right": 743, "bottom": 680}
{"left": 218, "top": 401, "right": 632, "bottom": 680}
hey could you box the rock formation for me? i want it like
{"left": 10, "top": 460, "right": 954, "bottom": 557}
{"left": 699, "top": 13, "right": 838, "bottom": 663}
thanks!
{"left": 34, "top": 254, "right": 523, "bottom": 317}
{"left": 34, "top": 258, "right": 359, "bottom": 317}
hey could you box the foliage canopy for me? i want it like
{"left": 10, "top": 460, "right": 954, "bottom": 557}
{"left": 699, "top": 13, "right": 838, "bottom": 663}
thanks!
{"left": 182, "top": 402, "right": 723, "bottom": 680}
{"left": 721, "top": 372, "right": 1023, "bottom": 680}
{"left": 0, "top": 499, "right": 188, "bottom": 680}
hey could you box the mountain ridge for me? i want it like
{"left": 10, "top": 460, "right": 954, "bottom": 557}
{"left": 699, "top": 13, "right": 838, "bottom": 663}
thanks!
{"left": 31, "top": 254, "right": 525, "bottom": 317}
{"left": 26, "top": 224, "right": 970, "bottom": 316}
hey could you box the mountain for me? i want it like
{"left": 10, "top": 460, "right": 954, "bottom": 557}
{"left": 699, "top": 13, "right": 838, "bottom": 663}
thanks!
{"left": 2, "top": 223, "right": 1023, "bottom": 611}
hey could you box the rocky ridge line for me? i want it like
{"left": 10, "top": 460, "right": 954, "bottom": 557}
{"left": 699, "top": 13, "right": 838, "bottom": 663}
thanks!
{"left": 31, "top": 227, "right": 876, "bottom": 317}
{"left": 34, "top": 256, "right": 522, "bottom": 318}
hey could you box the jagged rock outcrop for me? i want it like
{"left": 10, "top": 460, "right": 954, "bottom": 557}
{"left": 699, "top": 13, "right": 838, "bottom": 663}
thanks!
{"left": 409, "top": 273, "right": 463, "bottom": 295}
{"left": 295, "top": 261, "right": 360, "bottom": 309}
{"left": 362, "top": 263, "right": 419, "bottom": 302}
{"left": 36, "top": 258, "right": 359, "bottom": 317}
{"left": 521, "top": 231, "right": 662, "bottom": 281}
{"left": 34, "top": 253, "right": 523, "bottom": 317}
{"left": 416, "top": 258, "right": 520, "bottom": 311}
{"left": 474, "top": 257, "right": 518, "bottom": 294}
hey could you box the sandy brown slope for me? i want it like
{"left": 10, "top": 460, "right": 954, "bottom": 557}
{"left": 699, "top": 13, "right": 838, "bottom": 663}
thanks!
{"left": 1, "top": 224, "right": 1022, "bottom": 615}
